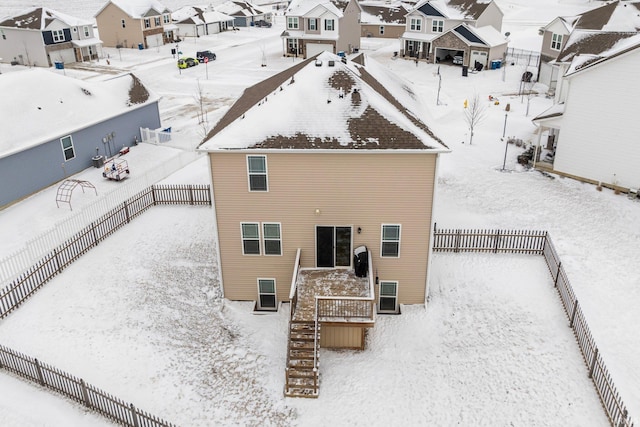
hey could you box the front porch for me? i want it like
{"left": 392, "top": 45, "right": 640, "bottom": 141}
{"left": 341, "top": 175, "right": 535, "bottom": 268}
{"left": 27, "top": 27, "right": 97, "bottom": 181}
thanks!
{"left": 284, "top": 248, "right": 375, "bottom": 398}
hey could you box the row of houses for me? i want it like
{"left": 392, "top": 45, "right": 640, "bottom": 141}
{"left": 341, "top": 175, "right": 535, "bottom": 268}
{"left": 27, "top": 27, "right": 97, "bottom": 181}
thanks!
{"left": 0, "top": 0, "right": 509, "bottom": 70}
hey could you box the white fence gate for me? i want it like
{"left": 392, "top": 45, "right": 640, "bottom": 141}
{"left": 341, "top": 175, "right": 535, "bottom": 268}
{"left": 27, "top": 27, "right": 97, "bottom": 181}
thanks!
{"left": 140, "top": 127, "right": 172, "bottom": 144}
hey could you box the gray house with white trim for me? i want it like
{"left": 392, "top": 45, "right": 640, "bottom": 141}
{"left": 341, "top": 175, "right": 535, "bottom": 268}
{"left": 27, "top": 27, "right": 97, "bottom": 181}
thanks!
{"left": 0, "top": 69, "right": 161, "bottom": 208}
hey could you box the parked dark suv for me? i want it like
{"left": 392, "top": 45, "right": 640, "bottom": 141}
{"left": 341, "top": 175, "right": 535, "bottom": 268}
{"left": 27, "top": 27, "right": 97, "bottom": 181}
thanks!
{"left": 196, "top": 50, "right": 216, "bottom": 62}
{"left": 253, "top": 20, "right": 272, "bottom": 28}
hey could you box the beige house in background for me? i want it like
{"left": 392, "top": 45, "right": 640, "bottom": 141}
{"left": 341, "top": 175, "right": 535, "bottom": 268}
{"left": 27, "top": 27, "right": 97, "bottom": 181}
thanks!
{"left": 95, "top": 0, "right": 177, "bottom": 49}
{"left": 199, "top": 52, "right": 448, "bottom": 397}
{"left": 281, "top": 0, "right": 362, "bottom": 58}
{"left": 360, "top": 1, "right": 409, "bottom": 39}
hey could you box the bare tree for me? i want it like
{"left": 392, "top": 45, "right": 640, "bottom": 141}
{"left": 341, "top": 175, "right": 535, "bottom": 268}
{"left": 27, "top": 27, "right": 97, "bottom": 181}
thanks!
{"left": 464, "top": 93, "right": 487, "bottom": 145}
{"left": 194, "top": 79, "right": 211, "bottom": 139}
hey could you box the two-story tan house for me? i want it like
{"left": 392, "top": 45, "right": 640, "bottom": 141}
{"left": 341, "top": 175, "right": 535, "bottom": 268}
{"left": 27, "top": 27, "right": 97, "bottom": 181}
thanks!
{"left": 400, "top": 0, "right": 505, "bottom": 67}
{"left": 281, "top": 0, "right": 362, "bottom": 58}
{"left": 199, "top": 52, "right": 449, "bottom": 397}
{"left": 537, "top": 1, "right": 640, "bottom": 91}
{"left": 360, "top": 1, "right": 410, "bottom": 39}
{"left": 95, "top": 0, "right": 177, "bottom": 49}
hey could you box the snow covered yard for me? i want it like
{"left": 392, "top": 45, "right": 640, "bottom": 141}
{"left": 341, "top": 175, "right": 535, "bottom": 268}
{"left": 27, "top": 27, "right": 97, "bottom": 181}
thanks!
{"left": 0, "top": 203, "right": 609, "bottom": 425}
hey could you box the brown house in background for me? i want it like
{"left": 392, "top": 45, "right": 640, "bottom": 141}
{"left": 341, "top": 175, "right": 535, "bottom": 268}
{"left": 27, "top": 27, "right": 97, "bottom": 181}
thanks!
{"left": 199, "top": 52, "right": 449, "bottom": 397}
{"left": 95, "top": 0, "right": 177, "bottom": 49}
{"left": 360, "top": 1, "right": 409, "bottom": 39}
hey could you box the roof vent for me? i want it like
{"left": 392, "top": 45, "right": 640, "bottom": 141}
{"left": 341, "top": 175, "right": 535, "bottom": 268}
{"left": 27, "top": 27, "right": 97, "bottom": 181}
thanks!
{"left": 328, "top": 60, "right": 335, "bottom": 66}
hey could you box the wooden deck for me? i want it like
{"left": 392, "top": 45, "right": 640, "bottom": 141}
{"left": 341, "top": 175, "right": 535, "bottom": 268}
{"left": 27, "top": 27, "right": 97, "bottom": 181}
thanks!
{"left": 292, "top": 269, "right": 371, "bottom": 322}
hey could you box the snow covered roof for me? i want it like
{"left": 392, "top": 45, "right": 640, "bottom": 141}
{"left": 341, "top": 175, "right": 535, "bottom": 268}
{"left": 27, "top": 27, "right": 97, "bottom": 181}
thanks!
{"left": 563, "top": 31, "right": 640, "bottom": 76}
{"left": 532, "top": 103, "right": 564, "bottom": 123}
{"left": 360, "top": 2, "right": 409, "bottom": 25}
{"left": 0, "top": 69, "right": 159, "bottom": 159}
{"left": 95, "top": 0, "right": 170, "bottom": 19}
{"left": 216, "top": 1, "right": 267, "bottom": 17}
{"left": 286, "top": 0, "right": 344, "bottom": 18}
{"left": 437, "top": 23, "right": 504, "bottom": 47}
{"left": 0, "top": 7, "right": 92, "bottom": 29}
{"left": 172, "top": 6, "right": 234, "bottom": 25}
{"left": 550, "top": 1, "right": 640, "bottom": 33}
{"left": 412, "top": 0, "right": 492, "bottom": 21}
{"left": 199, "top": 52, "right": 448, "bottom": 152}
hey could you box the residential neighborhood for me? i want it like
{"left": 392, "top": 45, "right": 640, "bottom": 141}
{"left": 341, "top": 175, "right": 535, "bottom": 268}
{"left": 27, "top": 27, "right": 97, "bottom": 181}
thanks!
{"left": 0, "top": 0, "right": 639, "bottom": 425}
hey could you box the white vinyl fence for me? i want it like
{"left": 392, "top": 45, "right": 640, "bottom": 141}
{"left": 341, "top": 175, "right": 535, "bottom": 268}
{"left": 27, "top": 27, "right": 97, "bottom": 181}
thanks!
{"left": 140, "top": 127, "right": 173, "bottom": 144}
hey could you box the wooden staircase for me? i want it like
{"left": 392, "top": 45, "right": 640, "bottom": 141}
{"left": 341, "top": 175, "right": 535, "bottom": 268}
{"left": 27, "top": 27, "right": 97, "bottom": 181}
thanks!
{"left": 284, "top": 320, "right": 320, "bottom": 398}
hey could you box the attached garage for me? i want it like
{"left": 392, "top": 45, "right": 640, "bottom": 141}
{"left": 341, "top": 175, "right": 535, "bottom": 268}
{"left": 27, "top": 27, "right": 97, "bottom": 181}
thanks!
{"left": 435, "top": 47, "right": 464, "bottom": 64}
{"left": 306, "top": 43, "right": 334, "bottom": 58}
{"left": 145, "top": 34, "right": 163, "bottom": 48}
{"left": 470, "top": 50, "right": 489, "bottom": 68}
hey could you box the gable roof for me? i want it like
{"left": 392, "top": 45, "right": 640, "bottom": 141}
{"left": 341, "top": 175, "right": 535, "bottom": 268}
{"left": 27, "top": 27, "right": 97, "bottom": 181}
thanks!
{"left": 412, "top": 0, "right": 493, "bottom": 20}
{"left": 199, "top": 52, "right": 447, "bottom": 151}
{"left": 216, "top": 0, "right": 267, "bottom": 17}
{"left": 360, "top": 2, "right": 409, "bottom": 25}
{"left": 557, "top": 30, "right": 638, "bottom": 63}
{"left": 0, "top": 7, "right": 91, "bottom": 29}
{"left": 172, "top": 6, "right": 234, "bottom": 25}
{"left": 550, "top": 1, "right": 640, "bottom": 33}
{"left": 445, "top": 0, "right": 492, "bottom": 20}
{"left": 286, "top": 0, "right": 344, "bottom": 18}
{"left": 0, "top": 69, "right": 158, "bottom": 159}
{"left": 95, "top": 0, "right": 170, "bottom": 19}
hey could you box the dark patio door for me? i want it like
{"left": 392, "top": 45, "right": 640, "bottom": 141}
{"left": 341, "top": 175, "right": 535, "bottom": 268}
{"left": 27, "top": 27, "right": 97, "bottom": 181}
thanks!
{"left": 316, "top": 226, "right": 351, "bottom": 268}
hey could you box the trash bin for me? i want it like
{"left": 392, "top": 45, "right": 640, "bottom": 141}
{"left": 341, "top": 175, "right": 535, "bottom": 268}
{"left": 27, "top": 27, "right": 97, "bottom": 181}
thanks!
{"left": 91, "top": 155, "right": 104, "bottom": 168}
{"left": 138, "top": 43, "right": 144, "bottom": 50}
{"left": 491, "top": 60, "right": 501, "bottom": 70}
{"left": 462, "top": 65, "right": 468, "bottom": 77}
{"left": 54, "top": 61, "right": 64, "bottom": 70}
{"left": 354, "top": 246, "right": 368, "bottom": 278}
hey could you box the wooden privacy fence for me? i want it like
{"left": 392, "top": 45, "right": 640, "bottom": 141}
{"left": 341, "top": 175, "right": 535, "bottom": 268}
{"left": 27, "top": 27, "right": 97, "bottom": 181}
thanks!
{"left": 0, "top": 344, "right": 176, "bottom": 427}
{"left": 433, "top": 227, "right": 634, "bottom": 427}
{"left": 0, "top": 184, "right": 211, "bottom": 319}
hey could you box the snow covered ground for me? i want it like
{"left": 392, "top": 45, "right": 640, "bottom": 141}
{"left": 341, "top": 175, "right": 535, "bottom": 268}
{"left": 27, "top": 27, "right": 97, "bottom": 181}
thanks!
{"left": 2, "top": 0, "right": 639, "bottom": 425}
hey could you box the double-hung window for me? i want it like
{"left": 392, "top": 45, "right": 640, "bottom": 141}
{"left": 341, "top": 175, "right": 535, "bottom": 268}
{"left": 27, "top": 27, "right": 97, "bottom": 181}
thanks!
{"left": 257, "top": 279, "right": 277, "bottom": 310}
{"left": 60, "top": 136, "right": 75, "bottom": 161}
{"left": 287, "top": 17, "right": 299, "bottom": 29}
{"left": 241, "top": 223, "right": 260, "bottom": 255}
{"left": 432, "top": 19, "right": 444, "bottom": 33}
{"left": 325, "top": 19, "right": 334, "bottom": 31}
{"left": 551, "top": 33, "right": 563, "bottom": 51}
{"left": 83, "top": 26, "right": 90, "bottom": 37}
{"left": 308, "top": 18, "right": 317, "bottom": 31}
{"left": 163, "top": 14, "right": 171, "bottom": 24}
{"left": 144, "top": 18, "right": 151, "bottom": 28}
{"left": 410, "top": 18, "right": 421, "bottom": 31}
{"left": 381, "top": 224, "right": 401, "bottom": 257}
{"left": 263, "top": 223, "right": 282, "bottom": 255}
{"left": 52, "top": 29, "right": 65, "bottom": 42}
{"left": 379, "top": 281, "right": 398, "bottom": 312}
{"left": 121, "top": 19, "right": 126, "bottom": 28}
{"left": 154, "top": 17, "right": 161, "bottom": 26}
{"left": 247, "top": 155, "right": 268, "bottom": 191}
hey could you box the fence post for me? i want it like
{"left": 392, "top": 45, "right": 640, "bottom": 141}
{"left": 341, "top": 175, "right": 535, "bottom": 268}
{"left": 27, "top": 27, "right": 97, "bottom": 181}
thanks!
{"left": 569, "top": 299, "right": 579, "bottom": 328}
{"left": 494, "top": 230, "right": 500, "bottom": 253}
{"left": 130, "top": 403, "right": 140, "bottom": 427}
{"left": 53, "top": 247, "right": 62, "bottom": 273}
{"left": 151, "top": 185, "right": 157, "bottom": 206}
{"left": 80, "top": 379, "right": 91, "bottom": 407}
{"left": 554, "top": 262, "right": 562, "bottom": 287}
{"left": 91, "top": 222, "right": 99, "bottom": 247}
{"left": 123, "top": 202, "right": 130, "bottom": 223}
{"left": 588, "top": 348, "right": 599, "bottom": 378}
{"left": 34, "top": 358, "right": 45, "bottom": 386}
{"left": 189, "top": 185, "right": 194, "bottom": 205}
{"left": 618, "top": 409, "right": 628, "bottom": 427}
{"left": 455, "top": 229, "right": 461, "bottom": 253}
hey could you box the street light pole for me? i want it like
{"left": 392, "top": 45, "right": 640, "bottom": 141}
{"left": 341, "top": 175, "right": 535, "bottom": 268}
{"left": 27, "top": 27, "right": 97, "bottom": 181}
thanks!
{"left": 502, "top": 113, "right": 509, "bottom": 171}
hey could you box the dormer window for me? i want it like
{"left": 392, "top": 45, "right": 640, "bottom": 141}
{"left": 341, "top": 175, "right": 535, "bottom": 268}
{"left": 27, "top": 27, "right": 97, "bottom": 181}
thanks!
{"left": 410, "top": 18, "right": 422, "bottom": 31}
{"left": 551, "top": 33, "right": 563, "bottom": 51}
{"left": 287, "top": 16, "right": 299, "bottom": 30}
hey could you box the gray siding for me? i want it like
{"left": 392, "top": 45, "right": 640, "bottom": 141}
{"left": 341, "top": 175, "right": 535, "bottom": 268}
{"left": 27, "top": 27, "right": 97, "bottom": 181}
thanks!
{"left": 0, "top": 101, "right": 161, "bottom": 207}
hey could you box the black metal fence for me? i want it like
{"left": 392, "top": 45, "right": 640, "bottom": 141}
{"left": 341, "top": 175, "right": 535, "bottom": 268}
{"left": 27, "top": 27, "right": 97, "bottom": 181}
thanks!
{"left": 433, "top": 227, "right": 634, "bottom": 427}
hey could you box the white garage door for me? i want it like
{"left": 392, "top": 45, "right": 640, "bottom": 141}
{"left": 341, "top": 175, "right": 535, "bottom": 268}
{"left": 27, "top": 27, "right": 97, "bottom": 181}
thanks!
{"left": 306, "top": 43, "right": 333, "bottom": 58}
{"left": 145, "top": 34, "right": 163, "bottom": 48}
{"left": 470, "top": 50, "right": 488, "bottom": 67}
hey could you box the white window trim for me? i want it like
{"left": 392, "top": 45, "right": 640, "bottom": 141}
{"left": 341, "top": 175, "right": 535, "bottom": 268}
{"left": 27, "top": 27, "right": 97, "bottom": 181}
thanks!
{"left": 380, "top": 224, "right": 401, "bottom": 258}
{"left": 308, "top": 18, "right": 317, "bottom": 31}
{"left": 551, "top": 33, "right": 562, "bottom": 51}
{"left": 378, "top": 280, "right": 398, "bottom": 313}
{"left": 325, "top": 19, "right": 335, "bottom": 31}
{"left": 60, "top": 135, "right": 75, "bottom": 161}
{"left": 144, "top": 18, "right": 151, "bottom": 28}
{"left": 262, "top": 222, "right": 282, "bottom": 256}
{"left": 83, "top": 26, "right": 90, "bottom": 37}
{"left": 257, "top": 278, "right": 278, "bottom": 311}
{"left": 432, "top": 19, "right": 444, "bottom": 33}
{"left": 410, "top": 18, "right": 421, "bottom": 31}
{"left": 154, "top": 17, "right": 161, "bottom": 26}
{"left": 287, "top": 17, "right": 299, "bottom": 30}
{"left": 247, "top": 155, "right": 268, "bottom": 192}
{"left": 241, "top": 222, "right": 261, "bottom": 255}
{"left": 52, "top": 29, "right": 65, "bottom": 42}
{"left": 163, "top": 14, "right": 171, "bottom": 24}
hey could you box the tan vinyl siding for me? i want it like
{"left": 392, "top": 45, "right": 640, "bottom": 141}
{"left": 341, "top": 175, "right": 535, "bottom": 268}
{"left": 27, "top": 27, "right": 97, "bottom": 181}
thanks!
{"left": 96, "top": 3, "right": 143, "bottom": 48}
{"left": 210, "top": 151, "right": 437, "bottom": 306}
{"left": 320, "top": 325, "right": 365, "bottom": 349}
